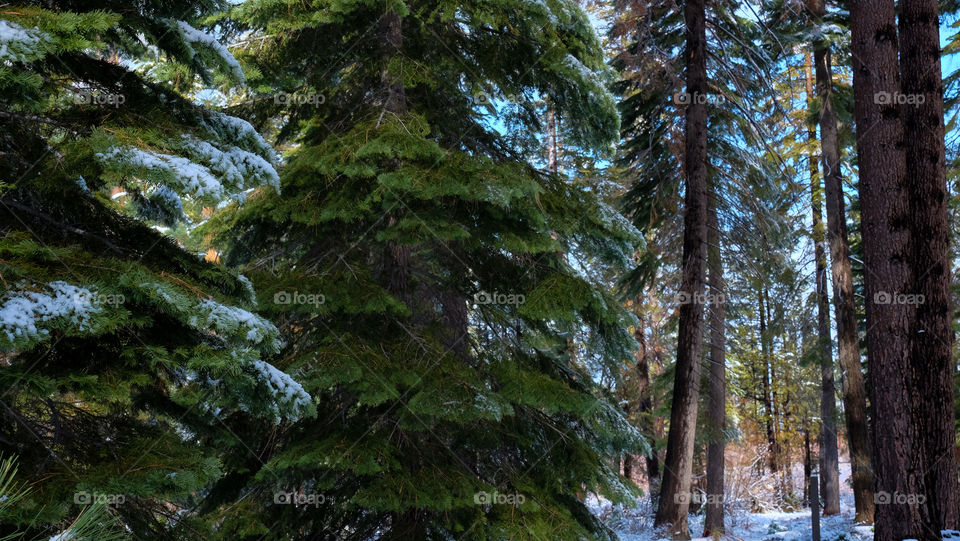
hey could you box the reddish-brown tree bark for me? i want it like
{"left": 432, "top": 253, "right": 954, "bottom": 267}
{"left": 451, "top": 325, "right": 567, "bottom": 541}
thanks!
{"left": 653, "top": 0, "right": 708, "bottom": 534}
{"left": 702, "top": 191, "right": 726, "bottom": 536}
{"left": 850, "top": 1, "right": 925, "bottom": 538}
{"left": 899, "top": 0, "right": 960, "bottom": 533}
{"left": 804, "top": 49, "right": 841, "bottom": 516}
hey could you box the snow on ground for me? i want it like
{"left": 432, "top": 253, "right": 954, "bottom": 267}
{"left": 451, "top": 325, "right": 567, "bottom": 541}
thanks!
{"left": 590, "top": 492, "right": 872, "bottom": 541}
{"left": 589, "top": 461, "right": 874, "bottom": 541}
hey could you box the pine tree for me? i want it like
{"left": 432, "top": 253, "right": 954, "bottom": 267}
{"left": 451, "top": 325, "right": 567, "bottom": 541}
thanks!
{"left": 196, "top": 0, "right": 648, "bottom": 538}
{"left": 0, "top": 2, "right": 311, "bottom": 538}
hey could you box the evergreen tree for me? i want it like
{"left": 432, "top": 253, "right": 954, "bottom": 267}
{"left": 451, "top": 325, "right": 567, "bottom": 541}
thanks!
{"left": 196, "top": 0, "right": 648, "bottom": 538}
{"left": 0, "top": 2, "right": 311, "bottom": 538}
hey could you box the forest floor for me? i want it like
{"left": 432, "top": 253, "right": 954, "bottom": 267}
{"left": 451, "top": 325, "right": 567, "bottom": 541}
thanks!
{"left": 589, "top": 493, "right": 872, "bottom": 541}
{"left": 589, "top": 462, "right": 874, "bottom": 541}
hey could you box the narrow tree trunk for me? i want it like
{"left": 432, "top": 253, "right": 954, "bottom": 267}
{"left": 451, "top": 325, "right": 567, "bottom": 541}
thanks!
{"left": 440, "top": 290, "right": 469, "bottom": 360}
{"left": 702, "top": 190, "right": 726, "bottom": 537}
{"left": 759, "top": 289, "right": 776, "bottom": 477}
{"left": 803, "top": 428, "right": 812, "bottom": 507}
{"left": 632, "top": 320, "right": 654, "bottom": 488}
{"left": 546, "top": 106, "right": 559, "bottom": 174}
{"left": 809, "top": 0, "right": 875, "bottom": 522}
{"left": 648, "top": 329, "right": 664, "bottom": 488}
{"left": 899, "top": 1, "right": 960, "bottom": 532}
{"left": 804, "top": 50, "right": 841, "bottom": 517}
{"left": 653, "top": 0, "right": 708, "bottom": 533}
{"left": 849, "top": 2, "right": 925, "bottom": 539}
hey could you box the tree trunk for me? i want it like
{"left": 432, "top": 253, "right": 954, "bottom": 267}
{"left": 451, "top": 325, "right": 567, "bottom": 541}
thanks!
{"left": 702, "top": 190, "right": 726, "bottom": 537}
{"left": 653, "top": 0, "right": 708, "bottom": 533}
{"left": 899, "top": 0, "right": 960, "bottom": 533}
{"left": 804, "top": 428, "right": 812, "bottom": 507}
{"left": 759, "top": 288, "right": 777, "bottom": 477}
{"left": 809, "top": 0, "right": 875, "bottom": 523}
{"left": 546, "top": 106, "right": 559, "bottom": 174}
{"left": 804, "top": 49, "right": 841, "bottom": 517}
{"left": 849, "top": 2, "right": 926, "bottom": 539}
{"left": 632, "top": 320, "right": 655, "bottom": 488}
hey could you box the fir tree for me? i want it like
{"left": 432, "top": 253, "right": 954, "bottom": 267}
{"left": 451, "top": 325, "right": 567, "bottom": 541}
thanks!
{"left": 195, "top": 0, "right": 648, "bottom": 538}
{"left": 0, "top": 2, "right": 312, "bottom": 538}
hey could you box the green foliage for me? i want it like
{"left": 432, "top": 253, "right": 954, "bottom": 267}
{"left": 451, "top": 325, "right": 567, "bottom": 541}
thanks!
{"left": 185, "top": 0, "right": 647, "bottom": 537}
{"left": 0, "top": 1, "right": 316, "bottom": 539}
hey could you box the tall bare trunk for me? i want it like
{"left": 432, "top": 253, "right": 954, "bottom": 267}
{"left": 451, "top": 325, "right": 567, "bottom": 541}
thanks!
{"left": 804, "top": 50, "right": 841, "bottom": 516}
{"left": 807, "top": 0, "right": 875, "bottom": 523}
{"left": 899, "top": 0, "right": 960, "bottom": 532}
{"left": 702, "top": 190, "right": 726, "bottom": 537}
{"left": 653, "top": 0, "right": 708, "bottom": 534}
{"left": 849, "top": 2, "right": 925, "bottom": 539}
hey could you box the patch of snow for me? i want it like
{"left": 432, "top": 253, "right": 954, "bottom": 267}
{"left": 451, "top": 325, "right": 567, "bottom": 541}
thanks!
{"left": 203, "top": 111, "right": 276, "bottom": 163}
{"left": 190, "top": 298, "right": 280, "bottom": 349}
{"left": 564, "top": 54, "right": 601, "bottom": 86}
{"left": 149, "top": 184, "right": 186, "bottom": 216}
{"left": 141, "top": 281, "right": 178, "bottom": 304}
{"left": 237, "top": 274, "right": 257, "bottom": 305}
{"left": 598, "top": 201, "right": 642, "bottom": 240}
{"left": 525, "top": 0, "right": 558, "bottom": 24}
{"left": 182, "top": 135, "right": 280, "bottom": 192}
{"left": 97, "top": 146, "right": 225, "bottom": 200}
{"left": 248, "top": 359, "right": 312, "bottom": 420}
{"left": 593, "top": 463, "right": 874, "bottom": 541}
{"left": 173, "top": 20, "right": 245, "bottom": 82}
{"left": 47, "top": 530, "right": 75, "bottom": 541}
{"left": 0, "top": 19, "right": 49, "bottom": 63}
{"left": 0, "top": 281, "right": 102, "bottom": 346}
